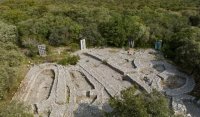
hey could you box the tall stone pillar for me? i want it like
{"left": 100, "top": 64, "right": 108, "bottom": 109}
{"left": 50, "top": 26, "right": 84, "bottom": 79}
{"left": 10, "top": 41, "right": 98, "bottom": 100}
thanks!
{"left": 80, "top": 39, "right": 86, "bottom": 50}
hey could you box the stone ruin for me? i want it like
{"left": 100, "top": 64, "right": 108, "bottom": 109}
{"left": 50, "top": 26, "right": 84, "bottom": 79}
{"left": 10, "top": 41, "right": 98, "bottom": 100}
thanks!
{"left": 13, "top": 48, "right": 199, "bottom": 117}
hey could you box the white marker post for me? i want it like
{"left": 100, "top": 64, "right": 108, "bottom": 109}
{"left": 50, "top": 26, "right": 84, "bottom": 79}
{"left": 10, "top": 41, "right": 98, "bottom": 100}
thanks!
{"left": 80, "top": 39, "right": 86, "bottom": 50}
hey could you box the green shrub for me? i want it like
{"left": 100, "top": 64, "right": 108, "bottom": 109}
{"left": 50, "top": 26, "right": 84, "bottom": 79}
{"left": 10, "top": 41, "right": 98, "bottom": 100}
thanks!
{"left": 69, "top": 43, "right": 79, "bottom": 52}
{"left": 57, "top": 58, "right": 68, "bottom": 65}
{"left": 106, "top": 87, "right": 171, "bottom": 117}
{"left": 58, "top": 55, "right": 80, "bottom": 65}
{"left": 0, "top": 21, "right": 18, "bottom": 44}
{"left": 0, "top": 66, "right": 9, "bottom": 100}
{"left": 67, "top": 55, "right": 80, "bottom": 65}
{"left": 0, "top": 101, "right": 33, "bottom": 117}
{"left": 24, "top": 46, "right": 38, "bottom": 57}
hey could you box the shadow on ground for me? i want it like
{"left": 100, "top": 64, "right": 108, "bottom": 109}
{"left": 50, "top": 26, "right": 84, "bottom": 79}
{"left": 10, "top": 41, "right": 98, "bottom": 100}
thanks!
{"left": 74, "top": 103, "right": 103, "bottom": 117}
{"left": 183, "top": 100, "right": 200, "bottom": 117}
{"left": 74, "top": 103, "right": 113, "bottom": 117}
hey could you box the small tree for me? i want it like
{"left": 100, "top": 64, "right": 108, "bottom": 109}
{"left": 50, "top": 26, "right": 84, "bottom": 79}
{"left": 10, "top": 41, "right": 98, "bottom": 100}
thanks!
{"left": 48, "top": 27, "right": 70, "bottom": 46}
{"left": 69, "top": 43, "right": 79, "bottom": 52}
{"left": 106, "top": 87, "right": 171, "bottom": 117}
{"left": 0, "top": 21, "right": 18, "bottom": 44}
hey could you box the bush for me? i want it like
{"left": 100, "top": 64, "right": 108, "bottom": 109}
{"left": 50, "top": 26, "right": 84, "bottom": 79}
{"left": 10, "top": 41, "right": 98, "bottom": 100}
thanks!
{"left": 0, "top": 21, "right": 18, "bottom": 44}
{"left": 69, "top": 43, "right": 79, "bottom": 52}
{"left": 58, "top": 55, "right": 80, "bottom": 65}
{"left": 24, "top": 46, "right": 38, "bottom": 57}
{"left": 48, "top": 27, "right": 70, "bottom": 46}
{"left": 0, "top": 66, "right": 9, "bottom": 100}
{"left": 57, "top": 58, "right": 68, "bottom": 65}
{"left": 67, "top": 55, "right": 80, "bottom": 65}
{"left": 106, "top": 87, "right": 171, "bottom": 117}
{"left": 0, "top": 101, "right": 33, "bottom": 117}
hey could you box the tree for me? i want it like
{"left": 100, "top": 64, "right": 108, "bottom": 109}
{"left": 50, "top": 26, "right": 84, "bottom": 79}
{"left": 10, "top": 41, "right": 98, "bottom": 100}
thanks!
{"left": 81, "top": 23, "right": 104, "bottom": 46}
{"left": 48, "top": 26, "right": 70, "bottom": 46}
{"left": 124, "top": 16, "right": 150, "bottom": 47}
{"left": 106, "top": 87, "right": 171, "bottom": 117}
{"left": 0, "top": 21, "right": 18, "bottom": 44}
{"left": 99, "top": 15, "right": 149, "bottom": 47}
{"left": 0, "top": 9, "right": 29, "bottom": 24}
{"left": 173, "top": 27, "right": 200, "bottom": 70}
{"left": 0, "top": 42, "right": 24, "bottom": 100}
{"left": 189, "top": 15, "right": 200, "bottom": 26}
{"left": 18, "top": 14, "right": 82, "bottom": 47}
{"left": 98, "top": 14, "right": 126, "bottom": 47}
{"left": 0, "top": 66, "right": 9, "bottom": 100}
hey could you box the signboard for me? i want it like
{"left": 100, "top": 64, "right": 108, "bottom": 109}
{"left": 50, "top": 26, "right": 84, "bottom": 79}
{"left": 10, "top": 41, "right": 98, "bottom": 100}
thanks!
{"left": 38, "top": 44, "right": 46, "bottom": 56}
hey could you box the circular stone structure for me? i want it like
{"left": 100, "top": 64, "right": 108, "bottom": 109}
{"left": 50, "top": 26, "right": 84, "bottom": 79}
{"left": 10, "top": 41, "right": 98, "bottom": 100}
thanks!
{"left": 163, "top": 75, "right": 186, "bottom": 89}
{"left": 153, "top": 64, "right": 166, "bottom": 73}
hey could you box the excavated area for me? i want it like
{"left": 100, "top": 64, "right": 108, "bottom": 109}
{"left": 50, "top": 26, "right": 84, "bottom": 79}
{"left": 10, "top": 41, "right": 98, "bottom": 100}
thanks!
{"left": 163, "top": 75, "right": 186, "bottom": 89}
{"left": 27, "top": 69, "right": 55, "bottom": 104}
{"left": 13, "top": 48, "right": 198, "bottom": 117}
{"left": 70, "top": 70, "right": 94, "bottom": 91}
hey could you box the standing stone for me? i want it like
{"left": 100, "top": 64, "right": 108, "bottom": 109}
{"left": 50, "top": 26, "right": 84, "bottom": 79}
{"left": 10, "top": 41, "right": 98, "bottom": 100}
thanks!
{"left": 80, "top": 39, "right": 86, "bottom": 50}
{"left": 38, "top": 44, "right": 46, "bottom": 56}
{"left": 155, "top": 40, "right": 162, "bottom": 50}
{"left": 128, "top": 38, "right": 134, "bottom": 48}
{"left": 130, "top": 40, "right": 134, "bottom": 48}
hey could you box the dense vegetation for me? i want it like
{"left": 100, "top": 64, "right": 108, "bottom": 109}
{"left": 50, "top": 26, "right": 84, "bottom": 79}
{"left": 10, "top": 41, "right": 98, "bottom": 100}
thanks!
{"left": 0, "top": 0, "right": 200, "bottom": 116}
{"left": 106, "top": 87, "right": 171, "bottom": 117}
{"left": 0, "top": 101, "right": 33, "bottom": 117}
{"left": 0, "top": 21, "right": 25, "bottom": 100}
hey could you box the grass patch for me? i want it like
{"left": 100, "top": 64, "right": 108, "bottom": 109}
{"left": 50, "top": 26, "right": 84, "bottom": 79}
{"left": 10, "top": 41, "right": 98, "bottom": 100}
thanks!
{"left": 58, "top": 55, "right": 80, "bottom": 65}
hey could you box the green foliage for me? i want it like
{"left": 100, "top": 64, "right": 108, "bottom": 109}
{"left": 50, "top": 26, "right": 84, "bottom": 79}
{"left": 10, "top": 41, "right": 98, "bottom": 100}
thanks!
{"left": 161, "top": 27, "right": 200, "bottom": 97}
{"left": 0, "top": 42, "right": 24, "bottom": 67}
{"left": 98, "top": 15, "right": 150, "bottom": 47}
{"left": 18, "top": 14, "right": 82, "bottom": 47}
{"left": 98, "top": 16, "right": 125, "bottom": 47}
{"left": 0, "top": 0, "right": 196, "bottom": 49}
{"left": 0, "top": 42, "right": 24, "bottom": 100}
{"left": 189, "top": 15, "right": 200, "bottom": 26}
{"left": 66, "top": 55, "right": 80, "bottom": 65}
{"left": 69, "top": 43, "right": 79, "bottom": 52}
{"left": 0, "top": 67, "right": 9, "bottom": 99}
{"left": 49, "top": 27, "right": 70, "bottom": 46}
{"left": 163, "top": 27, "right": 200, "bottom": 69}
{"left": 175, "top": 27, "right": 200, "bottom": 68}
{"left": 0, "top": 101, "right": 33, "bottom": 117}
{"left": 82, "top": 23, "right": 104, "bottom": 47}
{"left": 57, "top": 58, "right": 68, "bottom": 65}
{"left": 0, "top": 21, "right": 18, "bottom": 44}
{"left": 0, "top": 21, "right": 24, "bottom": 100}
{"left": 58, "top": 55, "right": 80, "bottom": 65}
{"left": 1, "top": 9, "right": 29, "bottom": 24}
{"left": 106, "top": 87, "right": 171, "bottom": 117}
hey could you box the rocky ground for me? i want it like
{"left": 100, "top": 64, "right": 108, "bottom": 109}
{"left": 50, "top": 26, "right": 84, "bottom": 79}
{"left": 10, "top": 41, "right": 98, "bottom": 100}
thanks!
{"left": 13, "top": 48, "right": 199, "bottom": 117}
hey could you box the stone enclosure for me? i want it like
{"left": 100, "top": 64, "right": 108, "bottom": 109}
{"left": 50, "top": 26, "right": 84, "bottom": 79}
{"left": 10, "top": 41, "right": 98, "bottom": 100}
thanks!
{"left": 13, "top": 48, "right": 199, "bottom": 117}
